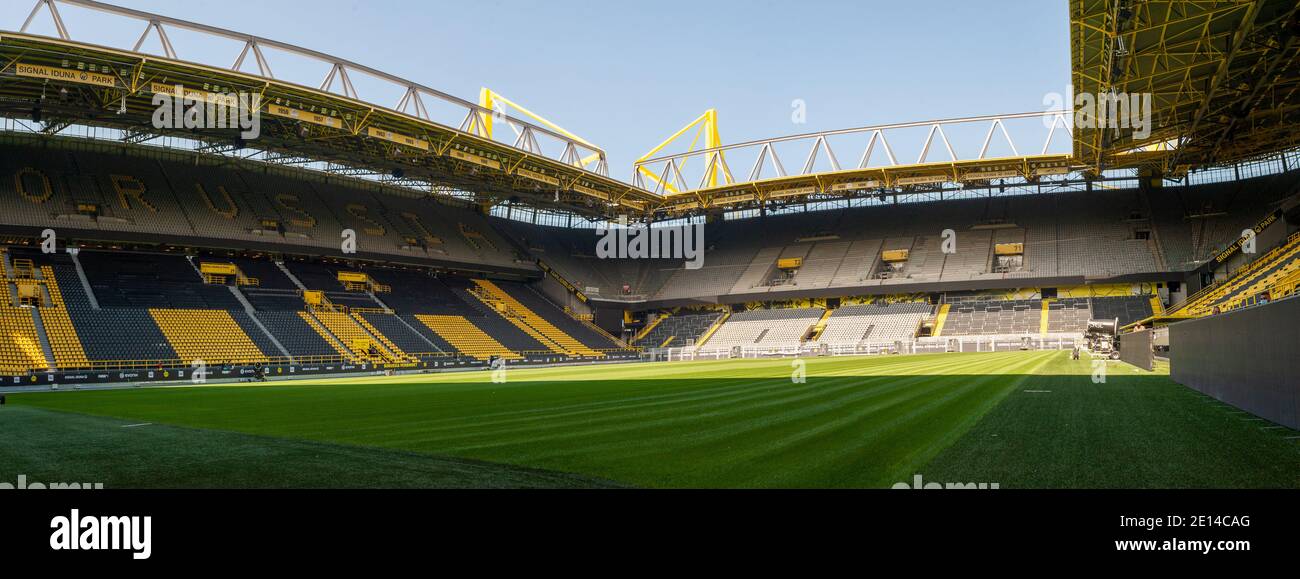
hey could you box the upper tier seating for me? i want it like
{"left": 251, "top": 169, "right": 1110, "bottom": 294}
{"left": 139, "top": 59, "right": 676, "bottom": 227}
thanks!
{"left": 0, "top": 146, "right": 524, "bottom": 272}
{"left": 491, "top": 181, "right": 1289, "bottom": 302}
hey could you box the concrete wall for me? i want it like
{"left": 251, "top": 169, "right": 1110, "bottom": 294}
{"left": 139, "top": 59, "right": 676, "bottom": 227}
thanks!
{"left": 1170, "top": 297, "right": 1300, "bottom": 429}
{"left": 1120, "top": 329, "right": 1154, "bottom": 371}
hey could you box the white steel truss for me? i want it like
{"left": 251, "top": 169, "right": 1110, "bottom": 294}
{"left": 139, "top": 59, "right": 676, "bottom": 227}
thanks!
{"left": 634, "top": 110, "right": 1075, "bottom": 195}
{"left": 11, "top": 0, "right": 609, "bottom": 175}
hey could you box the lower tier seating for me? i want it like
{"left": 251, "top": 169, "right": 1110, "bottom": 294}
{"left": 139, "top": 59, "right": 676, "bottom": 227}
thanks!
{"left": 702, "top": 308, "right": 826, "bottom": 351}
{"left": 637, "top": 311, "right": 724, "bottom": 348}
{"left": 413, "top": 315, "right": 521, "bottom": 361}
{"left": 64, "top": 308, "right": 178, "bottom": 364}
{"left": 150, "top": 309, "right": 270, "bottom": 366}
{"left": 359, "top": 313, "right": 444, "bottom": 355}
{"left": 940, "top": 300, "right": 1043, "bottom": 336}
{"left": 0, "top": 307, "right": 49, "bottom": 374}
{"left": 469, "top": 280, "right": 601, "bottom": 356}
{"left": 492, "top": 281, "right": 622, "bottom": 350}
{"left": 39, "top": 307, "right": 90, "bottom": 369}
{"left": 1090, "top": 296, "right": 1156, "bottom": 327}
{"left": 816, "top": 302, "right": 932, "bottom": 345}
{"left": 253, "top": 311, "right": 345, "bottom": 359}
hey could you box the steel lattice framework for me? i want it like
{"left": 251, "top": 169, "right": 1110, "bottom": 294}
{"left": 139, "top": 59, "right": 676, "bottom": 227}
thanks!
{"left": 2, "top": 0, "right": 650, "bottom": 217}
{"left": 1072, "top": 0, "right": 1300, "bottom": 176}
{"left": 632, "top": 110, "right": 1077, "bottom": 212}
{"left": 1, "top": 0, "right": 1297, "bottom": 220}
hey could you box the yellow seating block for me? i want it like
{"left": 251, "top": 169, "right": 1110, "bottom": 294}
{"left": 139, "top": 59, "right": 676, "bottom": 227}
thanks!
{"left": 149, "top": 309, "right": 268, "bottom": 366}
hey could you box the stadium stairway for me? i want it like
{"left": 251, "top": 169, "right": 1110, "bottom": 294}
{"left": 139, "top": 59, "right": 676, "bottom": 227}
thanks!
{"left": 296, "top": 311, "right": 362, "bottom": 362}
{"left": 28, "top": 308, "right": 57, "bottom": 369}
{"left": 38, "top": 307, "right": 89, "bottom": 370}
{"left": 693, "top": 310, "right": 730, "bottom": 348}
{"left": 276, "top": 262, "right": 310, "bottom": 292}
{"left": 250, "top": 311, "right": 343, "bottom": 360}
{"left": 359, "top": 312, "right": 443, "bottom": 355}
{"left": 634, "top": 313, "right": 667, "bottom": 344}
{"left": 636, "top": 311, "right": 724, "bottom": 348}
{"left": 413, "top": 314, "right": 522, "bottom": 361}
{"left": 66, "top": 251, "right": 100, "bottom": 309}
{"left": 349, "top": 312, "right": 421, "bottom": 363}
{"left": 463, "top": 284, "right": 563, "bottom": 353}
{"left": 0, "top": 248, "right": 17, "bottom": 305}
{"left": 470, "top": 280, "right": 602, "bottom": 357}
{"left": 309, "top": 310, "right": 407, "bottom": 363}
{"left": 30, "top": 263, "right": 89, "bottom": 370}
{"left": 932, "top": 304, "right": 951, "bottom": 336}
{"left": 517, "top": 284, "right": 623, "bottom": 349}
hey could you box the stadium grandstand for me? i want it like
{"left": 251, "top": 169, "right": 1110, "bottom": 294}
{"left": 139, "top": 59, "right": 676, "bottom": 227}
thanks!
{"left": 0, "top": 0, "right": 1298, "bottom": 500}
{"left": 0, "top": 0, "right": 1296, "bottom": 384}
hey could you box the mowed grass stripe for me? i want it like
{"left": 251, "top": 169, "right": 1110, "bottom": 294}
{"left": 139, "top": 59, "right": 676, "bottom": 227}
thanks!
{"left": 11, "top": 352, "right": 1054, "bottom": 488}
{"left": 711, "top": 353, "right": 1058, "bottom": 487}
{"left": 924, "top": 355, "right": 1300, "bottom": 488}
{"left": 376, "top": 354, "right": 1002, "bottom": 450}
{"left": 0, "top": 406, "right": 625, "bottom": 489}
{"left": 477, "top": 354, "right": 1048, "bottom": 486}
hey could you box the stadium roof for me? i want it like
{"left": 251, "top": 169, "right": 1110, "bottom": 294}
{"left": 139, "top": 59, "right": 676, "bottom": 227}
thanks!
{"left": 1072, "top": 0, "right": 1300, "bottom": 176}
{"left": 2, "top": 1, "right": 1299, "bottom": 222}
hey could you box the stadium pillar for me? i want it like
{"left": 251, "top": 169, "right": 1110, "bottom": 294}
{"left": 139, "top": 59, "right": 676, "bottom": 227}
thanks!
{"left": 1138, "top": 168, "right": 1163, "bottom": 191}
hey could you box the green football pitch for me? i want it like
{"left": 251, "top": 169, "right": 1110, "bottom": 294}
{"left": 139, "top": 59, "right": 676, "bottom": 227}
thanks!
{"left": 3, "top": 351, "right": 1298, "bottom": 488}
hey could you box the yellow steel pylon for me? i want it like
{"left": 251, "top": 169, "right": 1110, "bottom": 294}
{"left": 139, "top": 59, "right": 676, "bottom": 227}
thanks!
{"left": 477, "top": 88, "right": 603, "bottom": 169}
{"left": 636, "top": 109, "right": 729, "bottom": 194}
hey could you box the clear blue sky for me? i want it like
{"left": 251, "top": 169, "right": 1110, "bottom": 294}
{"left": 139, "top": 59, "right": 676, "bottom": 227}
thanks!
{"left": 10, "top": 0, "right": 1071, "bottom": 179}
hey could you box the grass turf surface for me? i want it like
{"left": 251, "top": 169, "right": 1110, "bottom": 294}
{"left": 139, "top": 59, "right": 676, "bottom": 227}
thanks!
{"left": 5, "top": 351, "right": 1298, "bottom": 488}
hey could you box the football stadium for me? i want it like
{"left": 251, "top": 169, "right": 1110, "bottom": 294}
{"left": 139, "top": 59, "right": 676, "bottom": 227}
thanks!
{"left": 1, "top": 0, "right": 1299, "bottom": 498}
